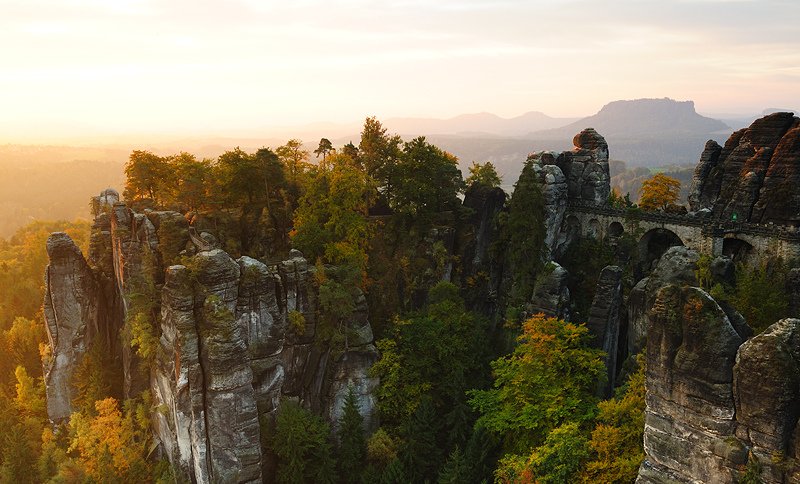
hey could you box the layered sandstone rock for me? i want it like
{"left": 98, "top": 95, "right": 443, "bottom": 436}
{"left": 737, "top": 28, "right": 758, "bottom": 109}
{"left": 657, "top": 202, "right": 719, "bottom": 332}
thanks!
{"left": 638, "top": 285, "right": 745, "bottom": 482}
{"left": 689, "top": 112, "right": 800, "bottom": 224}
{"left": 43, "top": 233, "right": 102, "bottom": 423}
{"left": 529, "top": 128, "right": 610, "bottom": 257}
{"left": 586, "top": 265, "right": 623, "bottom": 394}
{"left": 44, "top": 192, "right": 379, "bottom": 483}
{"left": 734, "top": 318, "right": 800, "bottom": 482}
{"left": 528, "top": 262, "right": 571, "bottom": 320}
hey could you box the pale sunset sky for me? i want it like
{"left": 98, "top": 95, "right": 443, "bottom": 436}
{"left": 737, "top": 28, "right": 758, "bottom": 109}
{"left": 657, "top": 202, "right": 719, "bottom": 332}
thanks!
{"left": 0, "top": 0, "right": 797, "bottom": 141}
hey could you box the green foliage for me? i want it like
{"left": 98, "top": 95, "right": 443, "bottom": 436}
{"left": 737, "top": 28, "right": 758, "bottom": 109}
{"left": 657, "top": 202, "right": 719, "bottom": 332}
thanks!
{"left": 608, "top": 189, "right": 634, "bottom": 209}
{"left": 124, "top": 150, "right": 170, "bottom": 203}
{"left": 367, "top": 428, "right": 399, "bottom": 474}
{"left": 696, "top": 253, "right": 714, "bottom": 290}
{"left": 559, "top": 236, "right": 617, "bottom": 322}
{"left": 730, "top": 263, "right": 788, "bottom": 334}
{"left": 526, "top": 422, "right": 590, "bottom": 483}
{"left": 437, "top": 446, "right": 469, "bottom": 484}
{"left": 288, "top": 309, "right": 306, "bottom": 335}
{"left": 337, "top": 387, "right": 367, "bottom": 484}
{"left": 391, "top": 137, "right": 465, "bottom": 218}
{"left": 292, "top": 152, "right": 372, "bottom": 282}
{"left": 581, "top": 354, "right": 646, "bottom": 482}
{"left": 380, "top": 458, "right": 408, "bottom": 484}
{"left": 156, "top": 214, "right": 187, "bottom": 266}
{"left": 465, "top": 161, "right": 502, "bottom": 188}
{"left": 469, "top": 315, "right": 605, "bottom": 455}
{"left": 357, "top": 117, "right": 403, "bottom": 208}
{"left": 123, "top": 244, "right": 160, "bottom": 363}
{"left": 400, "top": 397, "right": 442, "bottom": 483}
{"left": 371, "top": 282, "right": 489, "bottom": 438}
{"left": 740, "top": 453, "right": 763, "bottom": 484}
{"left": 275, "top": 139, "right": 310, "bottom": 190}
{"left": 72, "top": 340, "right": 116, "bottom": 416}
{"left": 315, "top": 138, "right": 334, "bottom": 160}
{"left": 503, "top": 159, "right": 547, "bottom": 304}
{"left": 712, "top": 262, "right": 789, "bottom": 334}
{"left": 273, "top": 400, "right": 337, "bottom": 484}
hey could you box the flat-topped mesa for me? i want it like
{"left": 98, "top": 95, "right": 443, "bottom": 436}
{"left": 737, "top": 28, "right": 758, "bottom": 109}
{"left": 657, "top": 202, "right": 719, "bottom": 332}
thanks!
{"left": 689, "top": 111, "right": 800, "bottom": 224}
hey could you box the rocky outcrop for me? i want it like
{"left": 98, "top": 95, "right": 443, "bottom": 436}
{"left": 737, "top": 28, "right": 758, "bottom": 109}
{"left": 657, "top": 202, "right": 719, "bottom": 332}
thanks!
{"left": 458, "top": 184, "right": 507, "bottom": 320}
{"left": 688, "top": 112, "right": 800, "bottom": 224}
{"left": 586, "top": 265, "right": 623, "bottom": 394}
{"left": 687, "top": 139, "right": 723, "bottom": 212}
{"left": 639, "top": 289, "right": 800, "bottom": 483}
{"left": 638, "top": 285, "right": 744, "bottom": 482}
{"left": 627, "top": 247, "right": 700, "bottom": 357}
{"left": 528, "top": 128, "right": 610, "bottom": 257}
{"left": 788, "top": 268, "right": 800, "bottom": 318}
{"left": 43, "top": 191, "right": 380, "bottom": 483}
{"left": 152, "top": 250, "right": 262, "bottom": 483}
{"left": 734, "top": 318, "right": 800, "bottom": 482}
{"left": 43, "top": 233, "right": 102, "bottom": 423}
{"left": 528, "top": 262, "right": 570, "bottom": 320}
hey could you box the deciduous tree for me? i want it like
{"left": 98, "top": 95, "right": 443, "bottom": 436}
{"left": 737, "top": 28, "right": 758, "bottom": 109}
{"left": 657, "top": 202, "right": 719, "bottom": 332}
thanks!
{"left": 638, "top": 173, "right": 681, "bottom": 211}
{"left": 465, "top": 161, "right": 502, "bottom": 188}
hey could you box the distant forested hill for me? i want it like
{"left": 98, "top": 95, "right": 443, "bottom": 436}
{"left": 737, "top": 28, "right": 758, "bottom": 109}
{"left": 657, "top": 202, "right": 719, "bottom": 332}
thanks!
{"left": 0, "top": 157, "right": 125, "bottom": 237}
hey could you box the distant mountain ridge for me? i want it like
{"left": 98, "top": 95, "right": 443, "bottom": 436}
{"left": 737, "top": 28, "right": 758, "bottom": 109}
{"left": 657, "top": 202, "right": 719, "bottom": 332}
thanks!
{"left": 385, "top": 111, "right": 578, "bottom": 137}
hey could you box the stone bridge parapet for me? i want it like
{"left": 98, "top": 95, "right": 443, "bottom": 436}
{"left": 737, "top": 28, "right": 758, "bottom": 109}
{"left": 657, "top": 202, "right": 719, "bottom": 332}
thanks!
{"left": 564, "top": 201, "right": 800, "bottom": 264}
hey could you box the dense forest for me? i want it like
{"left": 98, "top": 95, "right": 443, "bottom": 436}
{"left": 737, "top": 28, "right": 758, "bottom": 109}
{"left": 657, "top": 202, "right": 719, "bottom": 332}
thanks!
{"left": 0, "top": 116, "right": 792, "bottom": 483}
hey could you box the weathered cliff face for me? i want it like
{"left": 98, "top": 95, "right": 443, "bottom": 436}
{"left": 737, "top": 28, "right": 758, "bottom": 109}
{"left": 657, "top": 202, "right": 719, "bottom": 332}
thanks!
{"left": 43, "top": 232, "right": 102, "bottom": 423}
{"left": 586, "top": 265, "right": 623, "bottom": 395}
{"left": 528, "top": 127, "right": 610, "bottom": 257}
{"left": 457, "top": 184, "right": 507, "bottom": 320}
{"left": 638, "top": 283, "right": 800, "bottom": 483}
{"left": 43, "top": 192, "right": 379, "bottom": 483}
{"left": 638, "top": 285, "right": 744, "bottom": 482}
{"left": 528, "top": 262, "right": 571, "bottom": 320}
{"left": 689, "top": 112, "right": 800, "bottom": 224}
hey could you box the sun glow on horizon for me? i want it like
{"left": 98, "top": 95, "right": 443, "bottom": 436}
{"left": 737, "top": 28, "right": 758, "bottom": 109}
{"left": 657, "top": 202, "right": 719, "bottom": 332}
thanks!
{"left": 0, "top": 0, "right": 798, "bottom": 143}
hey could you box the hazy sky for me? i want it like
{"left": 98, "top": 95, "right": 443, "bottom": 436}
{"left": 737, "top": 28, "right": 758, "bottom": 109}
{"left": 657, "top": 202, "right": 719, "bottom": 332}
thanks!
{"left": 1, "top": 0, "right": 798, "bottom": 141}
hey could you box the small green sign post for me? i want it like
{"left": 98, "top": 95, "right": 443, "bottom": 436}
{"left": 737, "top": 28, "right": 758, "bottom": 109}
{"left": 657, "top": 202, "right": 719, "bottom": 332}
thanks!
{"left": 732, "top": 212, "right": 738, "bottom": 222}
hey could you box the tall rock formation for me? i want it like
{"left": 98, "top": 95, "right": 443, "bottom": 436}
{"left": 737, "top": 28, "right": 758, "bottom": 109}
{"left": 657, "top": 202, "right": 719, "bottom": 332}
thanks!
{"left": 638, "top": 285, "right": 800, "bottom": 483}
{"left": 586, "top": 265, "right": 623, "bottom": 394}
{"left": 42, "top": 191, "right": 379, "bottom": 483}
{"left": 528, "top": 127, "right": 610, "bottom": 257}
{"left": 638, "top": 285, "right": 744, "bottom": 482}
{"left": 689, "top": 112, "right": 800, "bottom": 224}
{"left": 43, "top": 232, "right": 102, "bottom": 423}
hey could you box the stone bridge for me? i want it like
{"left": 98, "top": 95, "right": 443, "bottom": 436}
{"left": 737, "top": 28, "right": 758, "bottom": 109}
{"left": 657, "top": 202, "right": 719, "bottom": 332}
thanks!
{"left": 564, "top": 201, "right": 800, "bottom": 268}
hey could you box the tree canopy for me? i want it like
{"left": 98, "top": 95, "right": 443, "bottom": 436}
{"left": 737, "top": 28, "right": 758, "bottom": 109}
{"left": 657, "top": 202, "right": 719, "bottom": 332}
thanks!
{"left": 465, "top": 161, "right": 502, "bottom": 188}
{"left": 638, "top": 173, "right": 681, "bottom": 211}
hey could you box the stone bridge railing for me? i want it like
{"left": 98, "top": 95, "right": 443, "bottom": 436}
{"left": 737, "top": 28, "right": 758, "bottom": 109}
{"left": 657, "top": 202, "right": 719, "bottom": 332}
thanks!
{"left": 566, "top": 201, "right": 800, "bottom": 242}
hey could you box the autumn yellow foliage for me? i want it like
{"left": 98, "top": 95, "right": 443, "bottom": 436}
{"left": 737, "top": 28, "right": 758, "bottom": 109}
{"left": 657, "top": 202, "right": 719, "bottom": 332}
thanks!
{"left": 638, "top": 173, "right": 681, "bottom": 211}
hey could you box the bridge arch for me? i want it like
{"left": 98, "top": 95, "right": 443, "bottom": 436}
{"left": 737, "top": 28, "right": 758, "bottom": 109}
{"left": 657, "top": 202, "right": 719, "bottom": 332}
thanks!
{"left": 722, "top": 236, "right": 754, "bottom": 264}
{"left": 608, "top": 221, "right": 624, "bottom": 238}
{"left": 638, "top": 227, "right": 685, "bottom": 272}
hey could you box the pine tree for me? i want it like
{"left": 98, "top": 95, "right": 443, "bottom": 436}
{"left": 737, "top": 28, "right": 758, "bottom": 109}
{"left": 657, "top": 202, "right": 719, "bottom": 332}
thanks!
{"left": 337, "top": 387, "right": 366, "bottom": 484}
{"left": 400, "top": 397, "right": 442, "bottom": 482}
{"left": 437, "top": 446, "right": 469, "bottom": 484}
{"left": 380, "top": 458, "right": 407, "bottom": 484}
